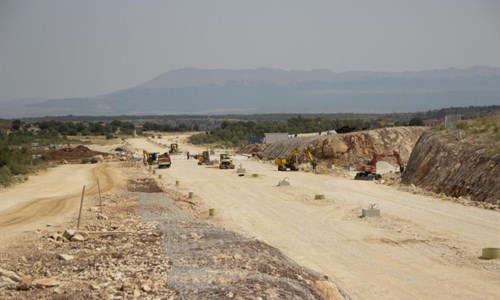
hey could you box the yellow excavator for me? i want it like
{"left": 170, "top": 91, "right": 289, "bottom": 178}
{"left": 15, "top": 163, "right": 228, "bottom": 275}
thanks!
{"left": 275, "top": 148, "right": 317, "bottom": 171}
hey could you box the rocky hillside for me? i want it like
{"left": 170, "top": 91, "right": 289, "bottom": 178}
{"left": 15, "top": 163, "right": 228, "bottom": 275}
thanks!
{"left": 402, "top": 116, "right": 500, "bottom": 204}
{"left": 242, "top": 127, "right": 428, "bottom": 167}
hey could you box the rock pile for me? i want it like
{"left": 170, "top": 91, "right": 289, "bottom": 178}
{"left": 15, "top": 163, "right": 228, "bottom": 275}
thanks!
{"left": 0, "top": 190, "right": 176, "bottom": 300}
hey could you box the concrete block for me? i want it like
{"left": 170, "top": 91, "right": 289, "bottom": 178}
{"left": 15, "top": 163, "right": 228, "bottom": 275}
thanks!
{"left": 362, "top": 208, "right": 380, "bottom": 217}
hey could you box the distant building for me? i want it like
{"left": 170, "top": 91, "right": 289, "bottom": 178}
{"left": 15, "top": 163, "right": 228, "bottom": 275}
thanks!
{"left": 423, "top": 119, "right": 442, "bottom": 127}
{"left": 264, "top": 133, "right": 289, "bottom": 144}
{"left": 375, "top": 119, "right": 395, "bottom": 127}
{"left": 248, "top": 136, "right": 264, "bottom": 144}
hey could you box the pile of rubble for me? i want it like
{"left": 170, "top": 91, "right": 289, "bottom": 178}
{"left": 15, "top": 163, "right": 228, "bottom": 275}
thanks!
{"left": 45, "top": 145, "right": 110, "bottom": 164}
{"left": 0, "top": 188, "right": 176, "bottom": 299}
{"left": 1, "top": 162, "right": 350, "bottom": 299}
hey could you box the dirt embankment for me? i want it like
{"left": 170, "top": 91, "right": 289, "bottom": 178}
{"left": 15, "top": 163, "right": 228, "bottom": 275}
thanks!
{"left": 241, "top": 127, "right": 428, "bottom": 166}
{"left": 402, "top": 131, "right": 500, "bottom": 204}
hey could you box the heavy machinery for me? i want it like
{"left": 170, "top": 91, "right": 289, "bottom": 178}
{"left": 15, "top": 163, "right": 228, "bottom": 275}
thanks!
{"left": 143, "top": 150, "right": 159, "bottom": 166}
{"left": 157, "top": 152, "right": 172, "bottom": 169}
{"left": 169, "top": 143, "right": 181, "bottom": 154}
{"left": 275, "top": 148, "right": 317, "bottom": 171}
{"left": 354, "top": 150, "right": 405, "bottom": 180}
{"left": 197, "top": 151, "right": 212, "bottom": 165}
{"left": 219, "top": 153, "right": 235, "bottom": 169}
{"left": 392, "top": 150, "right": 405, "bottom": 173}
{"left": 354, "top": 153, "right": 384, "bottom": 180}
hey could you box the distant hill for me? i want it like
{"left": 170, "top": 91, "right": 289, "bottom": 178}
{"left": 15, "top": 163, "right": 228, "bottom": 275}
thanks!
{"left": 2, "top": 67, "right": 499, "bottom": 118}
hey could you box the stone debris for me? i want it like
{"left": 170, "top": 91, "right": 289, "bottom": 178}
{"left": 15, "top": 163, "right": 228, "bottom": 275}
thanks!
{"left": 62, "top": 229, "right": 76, "bottom": 240}
{"left": 32, "top": 277, "right": 61, "bottom": 287}
{"left": 97, "top": 213, "right": 108, "bottom": 220}
{"left": 0, "top": 161, "right": 350, "bottom": 300}
{"left": 71, "top": 233, "right": 86, "bottom": 242}
{"left": 58, "top": 254, "right": 74, "bottom": 261}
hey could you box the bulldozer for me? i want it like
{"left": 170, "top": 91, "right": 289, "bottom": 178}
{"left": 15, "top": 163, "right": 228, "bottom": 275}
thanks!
{"left": 169, "top": 143, "right": 181, "bottom": 154}
{"left": 275, "top": 148, "right": 317, "bottom": 171}
{"left": 219, "top": 153, "right": 235, "bottom": 169}
{"left": 197, "top": 151, "right": 214, "bottom": 165}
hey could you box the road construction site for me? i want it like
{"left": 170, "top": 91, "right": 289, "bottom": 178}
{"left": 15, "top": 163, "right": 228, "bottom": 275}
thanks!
{"left": 1, "top": 132, "right": 499, "bottom": 299}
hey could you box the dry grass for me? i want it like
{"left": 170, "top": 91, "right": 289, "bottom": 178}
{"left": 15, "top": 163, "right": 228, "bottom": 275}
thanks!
{"left": 455, "top": 115, "right": 500, "bottom": 155}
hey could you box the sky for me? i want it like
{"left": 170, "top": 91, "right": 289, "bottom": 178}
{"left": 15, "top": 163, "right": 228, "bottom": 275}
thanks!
{"left": 1, "top": 0, "right": 499, "bottom": 103}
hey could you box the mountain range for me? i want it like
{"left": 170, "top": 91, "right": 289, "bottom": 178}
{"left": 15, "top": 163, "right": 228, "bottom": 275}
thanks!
{"left": 2, "top": 67, "right": 499, "bottom": 118}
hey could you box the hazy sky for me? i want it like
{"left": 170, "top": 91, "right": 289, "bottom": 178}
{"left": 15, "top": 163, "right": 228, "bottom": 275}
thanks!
{"left": 1, "top": 0, "right": 499, "bottom": 102}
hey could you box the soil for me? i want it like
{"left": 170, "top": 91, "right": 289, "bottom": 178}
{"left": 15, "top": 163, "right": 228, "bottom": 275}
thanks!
{"left": 1, "top": 133, "right": 499, "bottom": 299}
{"left": 0, "top": 152, "right": 347, "bottom": 299}
{"left": 36, "top": 145, "right": 111, "bottom": 163}
{"left": 128, "top": 136, "right": 500, "bottom": 300}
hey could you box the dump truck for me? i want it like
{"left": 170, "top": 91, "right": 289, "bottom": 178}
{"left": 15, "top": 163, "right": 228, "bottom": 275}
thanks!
{"left": 219, "top": 153, "right": 235, "bottom": 169}
{"left": 157, "top": 152, "right": 172, "bottom": 169}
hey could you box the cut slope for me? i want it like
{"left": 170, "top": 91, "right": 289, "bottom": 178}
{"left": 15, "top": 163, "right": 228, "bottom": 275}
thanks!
{"left": 247, "top": 127, "right": 427, "bottom": 167}
{"left": 402, "top": 117, "right": 500, "bottom": 203}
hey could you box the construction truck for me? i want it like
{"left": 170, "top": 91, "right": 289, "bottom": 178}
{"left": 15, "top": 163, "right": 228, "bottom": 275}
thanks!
{"left": 197, "top": 151, "right": 214, "bottom": 165}
{"left": 143, "top": 150, "right": 159, "bottom": 166}
{"left": 219, "top": 153, "right": 235, "bottom": 169}
{"left": 275, "top": 148, "right": 317, "bottom": 171}
{"left": 157, "top": 152, "right": 172, "bottom": 169}
{"left": 169, "top": 143, "right": 181, "bottom": 154}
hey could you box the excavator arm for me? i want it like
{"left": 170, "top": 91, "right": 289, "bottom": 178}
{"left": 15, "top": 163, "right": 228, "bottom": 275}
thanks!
{"left": 391, "top": 150, "right": 405, "bottom": 173}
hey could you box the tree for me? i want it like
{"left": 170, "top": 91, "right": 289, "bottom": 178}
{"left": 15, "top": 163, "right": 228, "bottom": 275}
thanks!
{"left": 11, "top": 119, "right": 22, "bottom": 131}
{"left": 409, "top": 117, "right": 424, "bottom": 126}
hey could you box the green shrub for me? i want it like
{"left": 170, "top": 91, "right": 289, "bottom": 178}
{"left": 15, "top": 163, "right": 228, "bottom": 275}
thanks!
{"left": 0, "top": 166, "right": 12, "bottom": 186}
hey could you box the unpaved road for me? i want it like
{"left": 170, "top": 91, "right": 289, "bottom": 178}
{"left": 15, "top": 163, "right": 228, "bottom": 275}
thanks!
{"left": 0, "top": 163, "right": 120, "bottom": 243}
{"left": 130, "top": 137, "right": 500, "bottom": 300}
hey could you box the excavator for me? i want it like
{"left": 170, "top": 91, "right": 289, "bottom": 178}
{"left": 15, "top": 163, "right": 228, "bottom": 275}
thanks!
{"left": 354, "top": 153, "right": 384, "bottom": 180}
{"left": 275, "top": 148, "right": 317, "bottom": 171}
{"left": 354, "top": 150, "right": 405, "bottom": 180}
{"left": 392, "top": 150, "right": 405, "bottom": 173}
{"left": 219, "top": 153, "right": 235, "bottom": 169}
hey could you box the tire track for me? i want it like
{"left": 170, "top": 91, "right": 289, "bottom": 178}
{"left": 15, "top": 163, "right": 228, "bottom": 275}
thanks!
{"left": 0, "top": 164, "right": 115, "bottom": 229}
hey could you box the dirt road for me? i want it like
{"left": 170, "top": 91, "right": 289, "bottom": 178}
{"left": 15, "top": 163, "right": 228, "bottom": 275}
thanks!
{"left": 0, "top": 163, "right": 120, "bottom": 243}
{"left": 130, "top": 137, "right": 500, "bottom": 299}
